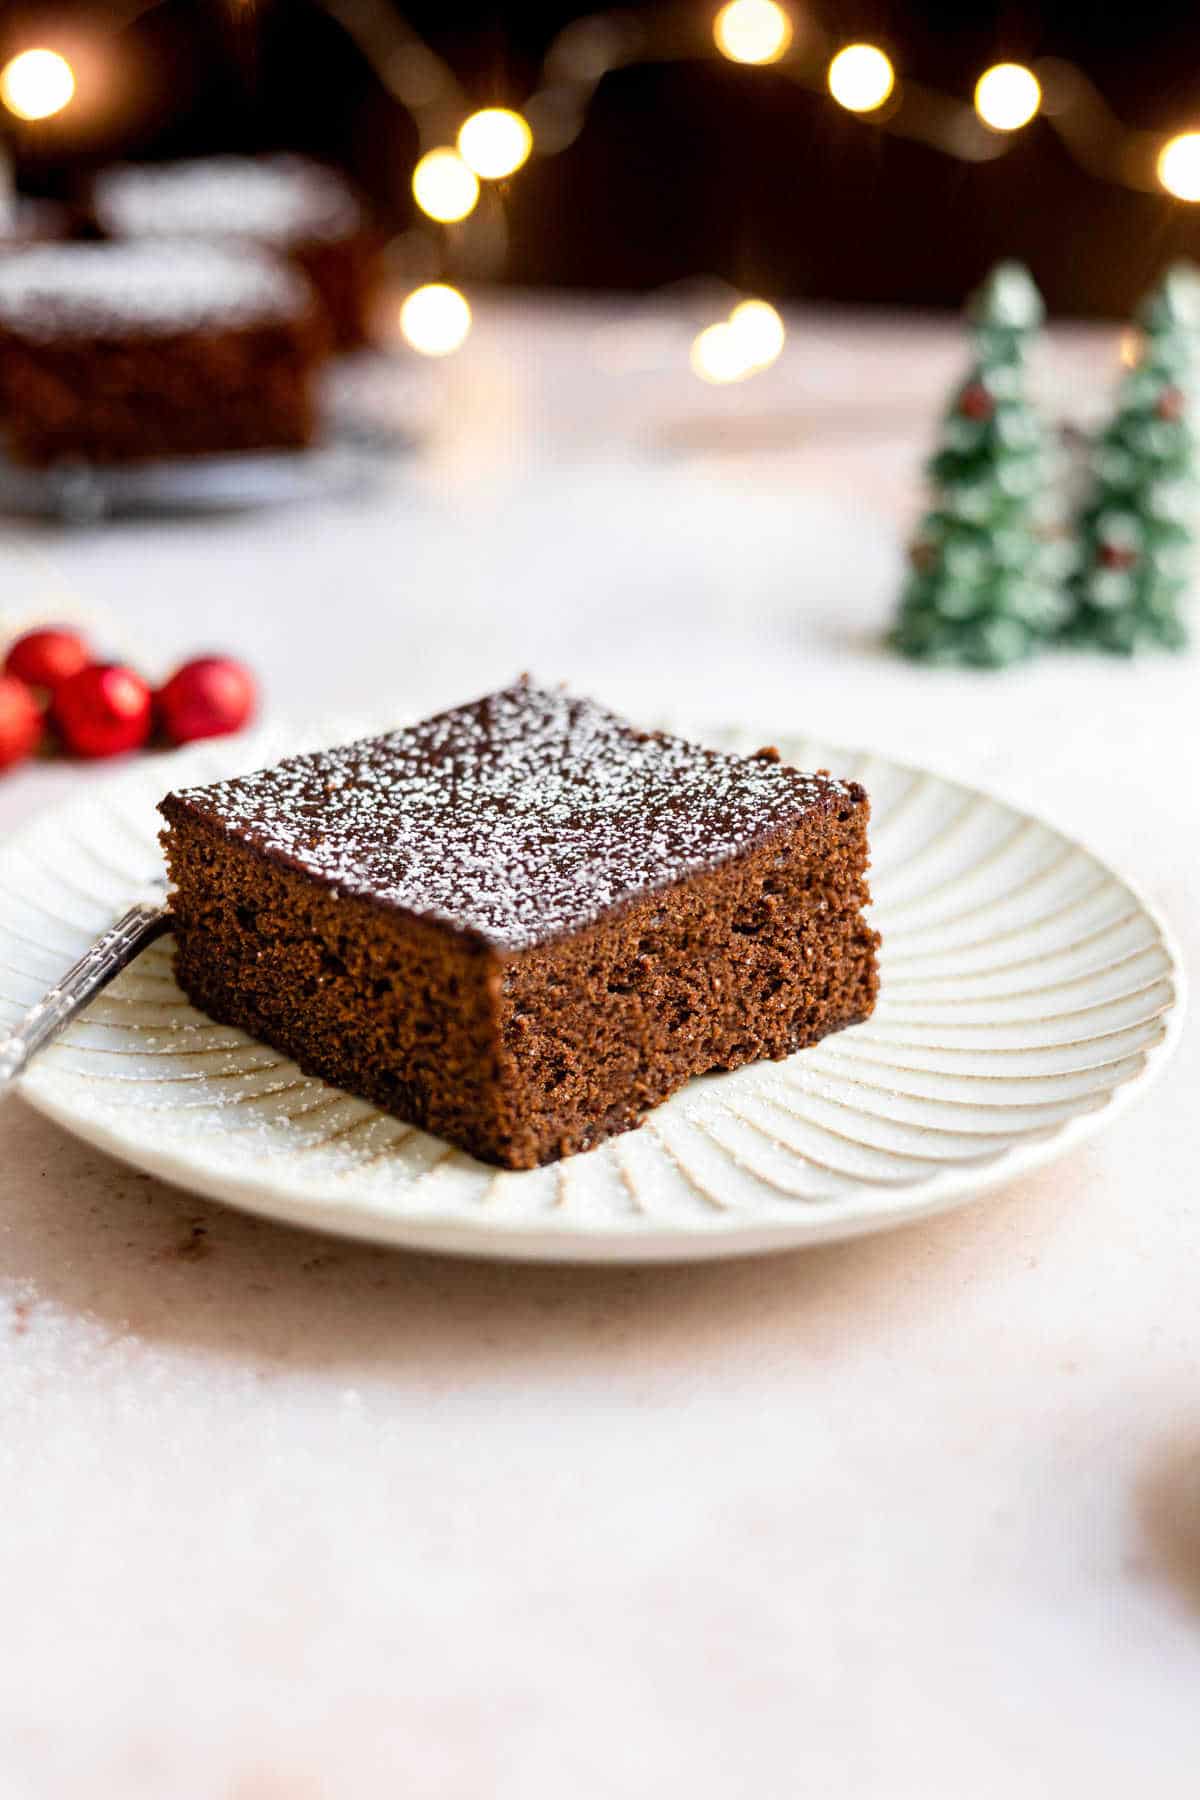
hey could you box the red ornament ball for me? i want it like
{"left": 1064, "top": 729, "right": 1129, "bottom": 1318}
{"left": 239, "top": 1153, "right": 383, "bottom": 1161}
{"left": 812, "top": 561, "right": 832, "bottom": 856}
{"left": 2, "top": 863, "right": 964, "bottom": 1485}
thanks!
{"left": 0, "top": 675, "right": 43, "bottom": 772}
{"left": 1156, "top": 385, "right": 1185, "bottom": 422}
{"left": 958, "top": 382, "right": 994, "bottom": 422}
{"left": 4, "top": 626, "right": 90, "bottom": 695}
{"left": 1098, "top": 543, "right": 1138, "bottom": 571}
{"left": 156, "top": 656, "right": 257, "bottom": 746}
{"left": 53, "top": 664, "right": 153, "bottom": 759}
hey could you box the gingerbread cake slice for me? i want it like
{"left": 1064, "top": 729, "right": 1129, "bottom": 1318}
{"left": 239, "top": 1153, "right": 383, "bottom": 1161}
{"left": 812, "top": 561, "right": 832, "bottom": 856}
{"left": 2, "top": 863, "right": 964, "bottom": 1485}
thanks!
{"left": 91, "top": 155, "right": 379, "bottom": 349}
{"left": 0, "top": 242, "right": 325, "bottom": 466}
{"left": 158, "top": 682, "right": 879, "bottom": 1169}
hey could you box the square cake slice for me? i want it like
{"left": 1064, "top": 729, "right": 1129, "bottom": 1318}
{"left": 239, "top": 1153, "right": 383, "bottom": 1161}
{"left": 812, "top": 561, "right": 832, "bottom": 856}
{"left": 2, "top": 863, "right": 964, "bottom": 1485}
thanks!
{"left": 158, "top": 682, "right": 879, "bottom": 1169}
{"left": 0, "top": 242, "right": 325, "bottom": 467}
{"left": 91, "top": 155, "right": 381, "bottom": 349}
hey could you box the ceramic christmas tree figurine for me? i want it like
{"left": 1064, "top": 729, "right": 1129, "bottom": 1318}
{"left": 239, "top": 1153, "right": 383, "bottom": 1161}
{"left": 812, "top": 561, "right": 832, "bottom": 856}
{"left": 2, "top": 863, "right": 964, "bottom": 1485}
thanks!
{"left": 891, "top": 263, "right": 1069, "bottom": 668}
{"left": 1063, "top": 262, "right": 1200, "bottom": 654}
{"left": 967, "top": 260, "right": 1045, "bottom": 368}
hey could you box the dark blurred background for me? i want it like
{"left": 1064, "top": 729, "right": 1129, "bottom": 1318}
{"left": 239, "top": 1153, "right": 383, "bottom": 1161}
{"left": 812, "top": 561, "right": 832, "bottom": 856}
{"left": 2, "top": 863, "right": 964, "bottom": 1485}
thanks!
{"left": 8, "top": 0, "right": 1200, "bottom": 316}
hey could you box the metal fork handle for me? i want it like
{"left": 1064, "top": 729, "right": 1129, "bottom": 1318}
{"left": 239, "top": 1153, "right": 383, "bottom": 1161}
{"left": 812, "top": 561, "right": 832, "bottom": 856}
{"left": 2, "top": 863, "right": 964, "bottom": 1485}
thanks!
{"left": 0, "top": 900, "right": 172, "bottom": 1091}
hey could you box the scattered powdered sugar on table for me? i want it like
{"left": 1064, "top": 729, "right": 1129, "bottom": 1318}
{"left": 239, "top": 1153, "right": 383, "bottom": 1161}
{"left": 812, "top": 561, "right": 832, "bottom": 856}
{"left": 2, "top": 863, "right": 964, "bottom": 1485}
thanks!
{"left": 0, "top": 242, "right": 309, "bottom": 339}
{"left": 93, "top": 155, "right": 363, "bottom": 246}
{"left": 165, "top": 682, "right": 853, "bottom": 951}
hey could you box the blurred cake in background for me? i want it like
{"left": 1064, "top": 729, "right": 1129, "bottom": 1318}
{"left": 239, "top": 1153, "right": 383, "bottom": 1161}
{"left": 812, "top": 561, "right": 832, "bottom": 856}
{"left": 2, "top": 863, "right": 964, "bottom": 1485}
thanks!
{"left": 0, "top": 241, "right": 326, "bottom": 466}
{"left": 0, "top": 196, "right": 71, "bottom": 251}
{"left": 90, "top": 155, "right": 380, "bottom": 348}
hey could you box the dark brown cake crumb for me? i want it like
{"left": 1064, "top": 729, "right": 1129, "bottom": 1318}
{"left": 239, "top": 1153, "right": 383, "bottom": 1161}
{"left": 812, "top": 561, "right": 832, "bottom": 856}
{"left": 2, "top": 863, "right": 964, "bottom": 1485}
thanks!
{"left": 159, "top": 682, "right": 880, "bottom": 1169}
{"left": 0, "top": 241, "right": 326, "bottom": 466}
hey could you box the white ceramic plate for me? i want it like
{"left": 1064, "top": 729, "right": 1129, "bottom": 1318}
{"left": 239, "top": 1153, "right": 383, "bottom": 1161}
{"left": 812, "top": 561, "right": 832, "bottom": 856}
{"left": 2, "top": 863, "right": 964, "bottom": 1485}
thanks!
{"left": 0, "top": 352, "right": 423, "bottom": 521}
{"left": 0, "top": 722, "right": 1185, "bottom": 1262}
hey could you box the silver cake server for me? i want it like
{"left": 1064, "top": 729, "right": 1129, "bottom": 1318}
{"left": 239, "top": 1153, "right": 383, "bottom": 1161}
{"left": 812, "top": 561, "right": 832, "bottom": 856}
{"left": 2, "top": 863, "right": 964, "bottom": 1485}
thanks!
{"left": 0, "top": 879, "right": 172, "bottom": 1093}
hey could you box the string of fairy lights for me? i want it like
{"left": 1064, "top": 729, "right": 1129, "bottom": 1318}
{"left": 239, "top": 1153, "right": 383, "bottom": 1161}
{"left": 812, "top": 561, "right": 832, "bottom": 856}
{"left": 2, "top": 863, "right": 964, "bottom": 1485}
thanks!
{"left": 5, "top": 2, "right": 1200, "bottom": 374}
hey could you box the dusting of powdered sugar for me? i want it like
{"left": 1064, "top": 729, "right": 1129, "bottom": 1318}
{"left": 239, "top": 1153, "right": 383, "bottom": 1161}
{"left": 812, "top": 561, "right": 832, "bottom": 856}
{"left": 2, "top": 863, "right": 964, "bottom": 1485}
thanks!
{"left": 163, "top": 682, "right": 853, "bottom": 952}
{"left": 93, "top": 155, "right": 363, "bottom": 246}
{"left": 0, "top": 242, "right": 310, "bottom": 339}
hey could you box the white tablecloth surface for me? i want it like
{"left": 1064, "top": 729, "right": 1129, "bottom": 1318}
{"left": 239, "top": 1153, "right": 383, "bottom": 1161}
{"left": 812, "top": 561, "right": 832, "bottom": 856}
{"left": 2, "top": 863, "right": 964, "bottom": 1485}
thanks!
{"left": 1, "top": 297, "right": 1197, "bottom": 1798}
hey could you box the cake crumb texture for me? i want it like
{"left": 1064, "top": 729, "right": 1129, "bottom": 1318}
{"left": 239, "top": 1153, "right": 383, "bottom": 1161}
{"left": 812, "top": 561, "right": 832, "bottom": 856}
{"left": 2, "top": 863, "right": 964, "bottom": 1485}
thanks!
{"left": 159, "top": 684, "right": 879, "bottom": 1168}
{"left": 0, "top": 243, "right": 325, "bottom": 466}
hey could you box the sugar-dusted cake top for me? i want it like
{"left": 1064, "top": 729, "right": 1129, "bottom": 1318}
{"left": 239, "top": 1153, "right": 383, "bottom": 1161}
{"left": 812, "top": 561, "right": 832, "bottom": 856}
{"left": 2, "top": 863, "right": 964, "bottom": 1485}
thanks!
{"left": 0, "top": 242, "right": 311, "bottom": 339}
{"left": 162, "top": 682, "right": 856, "bottom": 952}
{"left": 94, "top": 155, "right": 363, "bottom": 247}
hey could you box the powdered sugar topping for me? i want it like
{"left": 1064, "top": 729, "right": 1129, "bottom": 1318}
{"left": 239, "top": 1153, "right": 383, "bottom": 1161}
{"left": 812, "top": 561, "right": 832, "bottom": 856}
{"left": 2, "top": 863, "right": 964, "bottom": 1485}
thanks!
{"left": 0, "top": 241, "right": 310, "bottom": 338}
{"left": 94, "top": 155, "right": 363, "bottom": 246}
{"left": 164, "top": 683, "right": 854, "bottom": 951}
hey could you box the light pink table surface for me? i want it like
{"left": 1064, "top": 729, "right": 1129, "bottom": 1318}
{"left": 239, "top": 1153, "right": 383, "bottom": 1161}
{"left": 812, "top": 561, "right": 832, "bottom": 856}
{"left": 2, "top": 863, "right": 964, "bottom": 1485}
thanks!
{"left": 1, "top": 297, "right": 1197, "bottom": 1798}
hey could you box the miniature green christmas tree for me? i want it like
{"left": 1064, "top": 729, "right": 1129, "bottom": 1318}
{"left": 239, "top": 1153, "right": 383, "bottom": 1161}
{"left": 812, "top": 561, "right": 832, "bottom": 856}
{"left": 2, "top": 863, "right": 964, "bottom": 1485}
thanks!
{"left": 891, "top": 262, "right": 1069, "bottom": 668}
{"left": 1063, "top": 263, "right": 1200, "bottom": 654}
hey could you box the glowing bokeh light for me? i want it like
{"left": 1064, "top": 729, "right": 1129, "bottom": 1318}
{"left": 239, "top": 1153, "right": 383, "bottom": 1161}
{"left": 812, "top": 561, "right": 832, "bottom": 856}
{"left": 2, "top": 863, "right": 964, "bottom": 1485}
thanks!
{"left": 400, "top": 283, "right": 472, "bottom": 356}
{"left": 974, "top": 62, "right": 1041, "bottom": 132}
{"left": 457, "top": 108, "right": 533, "bottom": 179}
{"left": 1119, "top": 328, "right": 1142, "bottom": 369}
{"left": 1158, "top": 132, "right": 1200, "bottom": 202}
{"left": 690, "top": 322, "right": 752, "bottom": 384}
{"left": 0, "top": 48, "right": 76, "bottom": 121}
{"left": 411, "top": 149, "right": 480, "bottom": 223}
{"left": 828, "top": 43, "right": 895, "bottom": 114}
{"left": 712, "top": 0, "right": 793, "bottom": 66}
{"left": 728, "top": 298, "right": 786, "bottom": 369}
